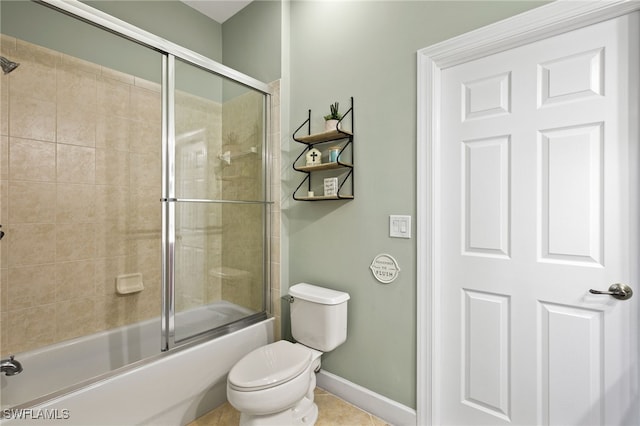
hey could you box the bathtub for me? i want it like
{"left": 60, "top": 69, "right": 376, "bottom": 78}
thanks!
{"left": 1, "top": 302, "right": 273, "bottom": 425}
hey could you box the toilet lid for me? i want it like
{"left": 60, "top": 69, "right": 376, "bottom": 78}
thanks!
{"left": 228, "top": 340, "right": 311, "bottom": 391}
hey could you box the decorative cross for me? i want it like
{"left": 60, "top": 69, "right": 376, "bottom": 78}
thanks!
{"left": 306, "top": 147, "right": 322, "bottom": 166}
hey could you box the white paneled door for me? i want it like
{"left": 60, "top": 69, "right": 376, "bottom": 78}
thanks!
{"left": 437, "top": 13, "right": 639, "bottom": 426}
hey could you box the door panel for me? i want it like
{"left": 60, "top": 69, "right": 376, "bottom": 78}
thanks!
{"left": 171, "top": 58, "right": 267, "bottom": 344}
{"left": 439, "top": 13, "right": 639, "bottom": 426}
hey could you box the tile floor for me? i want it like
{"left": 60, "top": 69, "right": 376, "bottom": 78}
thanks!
{"left": 188, "top": 387, "right": 389, "bottom": 426}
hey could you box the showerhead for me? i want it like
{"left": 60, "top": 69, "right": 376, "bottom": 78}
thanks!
{"left": 0, "top": 56, "right": 20, "bottom": 74}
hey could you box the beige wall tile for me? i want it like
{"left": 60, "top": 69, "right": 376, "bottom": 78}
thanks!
{"left": 0, "top": 182, "right": 6, "bottom": 269}
{"left": 9, "top": 223, "right": 56, "bottom": 266}
{"left": 129, "top": 120, "right": 162, "bottom": 153}
{"left": 132, "top": 289, "right": 160, "bottom": 322}
{"left": 9, "top": 95, "right": 56, "bottom": 142}
{"left": 7, "top": 304, "right": 56, "bottom": 353}
{"left": 9, "top": 138, "right": 56, "bottom": 182}
{"left": 130, "top": 185, "right": 160, "bottom": 228}
{"left": 127, "top": 237, "right": 161, "bottom": 288}
{"left": 270, "top": 256, "right": 280, "bottom": 292}
{"left": 0, "top": 34, "right": 17, "bottom": 54}
{"left": 0, "top": 269, "right": 6, "bottom": 313}
{"left": 55, "top": 260, "right": 95, "bottom": 302}
{"left": 94, "top": 256, "right": 126, "bottom": 295}
{"left": 1, "top": 136, "right": 7, "bottom": 179}
{"left": 55, "top": 297, "right": 96, "bottom": 341}
{"left": 97, "top": 76, "right": 130, "bottom": 118}
{"left": 55, "top": 223, "right": 95, "bottom": 262}
{"left": 9, "top": 60, "right": 56, "bottom": 102}
{"left": 96, "top": 149, "right": 129, "bottom": 186}
{"left": 130, "top": 86, "right": 161, "bottom": 124}
{"left": 3, "top": 37, "right": 171, "bottom": 354}
{"left": 58, "top": 53, "right": 101, "bottom": 76}
{"left": 129, "top": 152, "right": 160, "bottom": 188}
{"left": 206, "top": 275, "right": 222, "bottom": 303}
{"left": 96, "top": 114, "right": 130, "bottom": 151}
{"left": 133, "top": 77, "right": 161, "bottom": 93}
{"left": 56, "top": 105, "right": 96, "bottom": 147}
{"left": 14, "top": 39, "right": 57, "bottom": 68}
{"left": 95, "top": 185, "right": 129, "bottom": 225}
{"left": 0, "top": 312, "right": 6, "bottom": 355}
{"left": 0, "top": 179, "right": 6, "bottom": 223}
{"left": 94, "top": 222, "right": 127, "bottom": 258}
{"left": 9, "top": 181, "right": 56, "bottom": 224}
{"left": 56, "top": 144, "right": 95, "bottom": 184}
{"left": 7, "top": 264, "right": 56, "bottom": 311}
{"left": 1, "top": 79, "right": 8, "bottom": 136}
{"left": 101, "top": 67, "right": 135, "bottom": 86}
{"left": 56, "top": 69, "right": 96, "bottom": 147}
{"left": 93, "top": 294, "right": 132, "bottom": 331}
{"left": 57, "top": 68, "right": 96, "bottom": 106}
{"left": 56, "top": 183, "right": 96, "bottom": 224}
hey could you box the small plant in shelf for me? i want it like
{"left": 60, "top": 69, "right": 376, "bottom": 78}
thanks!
{"left": 324, "top": 102, "right": 342, "bottom": 131}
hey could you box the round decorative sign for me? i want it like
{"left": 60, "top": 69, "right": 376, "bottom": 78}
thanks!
{"left": 369, "top": 254, "right": 400, "bottom": 284}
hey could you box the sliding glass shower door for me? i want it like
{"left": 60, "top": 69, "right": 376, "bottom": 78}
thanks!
{"left": 1, "top": 0, "right": 271, "bottom": 409}
{"left": 164, "top": 57, "right": 269, "bottom": 347}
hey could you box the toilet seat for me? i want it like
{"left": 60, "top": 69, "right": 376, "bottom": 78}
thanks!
{"left": 228, "top": 340, "right": 311, "bottom": 391}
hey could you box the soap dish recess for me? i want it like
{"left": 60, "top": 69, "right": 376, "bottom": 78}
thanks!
{"left": 116, "top": 273, "right": 144, "bottom": 294}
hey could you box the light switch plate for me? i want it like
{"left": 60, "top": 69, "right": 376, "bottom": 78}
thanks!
{"left": 390, "top": 215, "right": 411, "bottom": 238}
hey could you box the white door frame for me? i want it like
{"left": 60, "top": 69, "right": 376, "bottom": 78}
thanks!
{"left": 416, "top": 1, "right": 640, "bottom": 425}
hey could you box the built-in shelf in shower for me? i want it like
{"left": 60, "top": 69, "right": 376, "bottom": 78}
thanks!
{"left": 209, "top": 266, "right": 250, "bottom": 280}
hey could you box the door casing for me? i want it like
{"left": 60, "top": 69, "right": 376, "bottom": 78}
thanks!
{"left": 416, "top": 1, "right": 640, "bottom": 424}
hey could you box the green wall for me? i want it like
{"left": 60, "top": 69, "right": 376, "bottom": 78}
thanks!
{"left": 222, "top": 0, "right": 282, "bottom": 84}
{"left": 87, "top": 0, "right": 222, "bottom": 61}
{"left": 286, "top": 0, "right": 547, "bottom": 408}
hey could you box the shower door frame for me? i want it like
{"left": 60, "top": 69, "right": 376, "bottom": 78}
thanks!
{"left": 36, "top": 0, "right": 273, "bottom": 352}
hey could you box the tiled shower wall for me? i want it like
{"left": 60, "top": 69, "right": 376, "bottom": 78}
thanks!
{"left": 0, "top": 35, "right": 281, "bottom": 356}
{"left": 200, "top": 81, "right": 282, "bottom": 333}
{"left": 174, "top": 90, "right": 223, "bottom": 312}
{"left": 0, "top": 35, "right": 163, "bottom": 355}
{"left": 268, "top": 80, "right": 282, "bottom": 340}
{"left": 220, "top": 90, "right": 266, "bottom": 312}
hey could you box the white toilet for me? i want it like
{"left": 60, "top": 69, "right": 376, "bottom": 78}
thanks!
{"left": 227, "top": 282, "right": 350, "bottom": 425}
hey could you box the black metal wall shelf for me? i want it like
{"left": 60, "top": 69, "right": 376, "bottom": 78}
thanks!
{"left": 292, "top": 97, "right": 354, "bottom": 201}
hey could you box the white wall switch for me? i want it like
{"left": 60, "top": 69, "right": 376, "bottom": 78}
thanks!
{"left": 389, "top": 215, "right": 411, "bottom": 238}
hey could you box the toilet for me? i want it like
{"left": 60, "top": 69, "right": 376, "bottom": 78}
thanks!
{"left": 227, "top": 282, "right": 350, "bottom": 425}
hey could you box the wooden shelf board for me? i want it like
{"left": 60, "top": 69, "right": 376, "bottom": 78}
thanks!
{"left": 295, "top": 129, "right": 353, "bottom": 144}
{"left": 296, "top": 195, "right": 354, "bottom": 201}
{"left": 295, "top": 162, "right": 353, "bottom": 172}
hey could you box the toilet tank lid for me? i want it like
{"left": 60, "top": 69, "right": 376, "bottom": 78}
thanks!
{"left": 289, "top": 283, "right": 350, "bottom": 305}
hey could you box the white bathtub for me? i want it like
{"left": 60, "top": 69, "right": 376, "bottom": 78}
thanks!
{"left": 1, "top": 302, "right": 273, "bottom": 425}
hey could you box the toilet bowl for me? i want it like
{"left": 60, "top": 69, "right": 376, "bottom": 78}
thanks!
{"left": 226, "top": 283, "right": 350, "bottom": 426}
{"left": 227, "top": 340, "right": 322, "bottom": 424}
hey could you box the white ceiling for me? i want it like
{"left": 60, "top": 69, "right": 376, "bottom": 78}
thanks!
{"left": 180, "top": 0, "right": 253, "bottom": 24}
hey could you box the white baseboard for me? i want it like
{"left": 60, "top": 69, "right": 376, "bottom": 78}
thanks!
{"left": 316, "top": 370, "right": 417, "bottom": 426}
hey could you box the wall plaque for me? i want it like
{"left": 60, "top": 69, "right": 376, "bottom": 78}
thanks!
{"left": 369, "top": 254, "right": 400, "bottom": 284}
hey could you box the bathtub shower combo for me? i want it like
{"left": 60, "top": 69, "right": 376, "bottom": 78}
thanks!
{"left": 0, "top": 1, "right": 276, "bottom": 424}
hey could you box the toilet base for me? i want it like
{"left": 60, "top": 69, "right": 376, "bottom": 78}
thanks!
{"left": 239, "top": 396, "right": 318, "bottom": 426}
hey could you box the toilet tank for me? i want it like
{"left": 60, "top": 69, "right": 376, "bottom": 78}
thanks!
{"left": 289, "top": 283, "right": 350, "bottom": 352}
